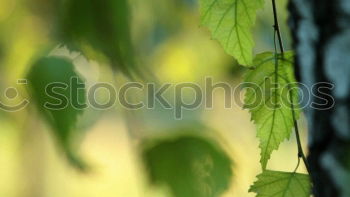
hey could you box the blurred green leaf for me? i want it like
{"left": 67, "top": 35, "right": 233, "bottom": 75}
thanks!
{"left": 142, "top": 133, "right": 232, "bottom": 197}
{"left": 57, "top": 0, "right": 137, "bottom": 76}
{"left": 243, "top": 52, "right": 300, "bottom": 169}
{"left": 27, "top": 56, "right": 87, "bottom": 170}
{"left": 199, "top": 0, "right": 264, "bottom": 66}
{"left": 249, "top": 170, "right": 311, "bottom": 197}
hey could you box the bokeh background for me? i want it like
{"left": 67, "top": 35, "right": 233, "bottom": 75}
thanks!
{"left": 0, "top": 0, "right": 308, "bottom": 196}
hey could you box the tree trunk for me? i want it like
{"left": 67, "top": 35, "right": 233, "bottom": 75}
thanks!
{"left": 288, "top": 0, "right": 350, "bottom": 196}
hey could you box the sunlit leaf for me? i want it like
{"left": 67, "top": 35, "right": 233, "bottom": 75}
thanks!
{"left": 199, "top": 0, "right": 264, "bottom": 66}
{"left": 27, "top": 56, "right": 87, "bottom": 169}
{"left": 142, "top": 133, "right": 232, "bottom": 197}
{"left": 249, "top": 170, "right": 311, "bottom": 197}
{"left": 244, "top": 52, "right": 300, "bottom": 169}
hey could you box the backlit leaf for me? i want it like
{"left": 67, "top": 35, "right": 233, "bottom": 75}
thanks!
{"left": 199, "top": 0, "right": 264, "bottom": 66}
{"left": 244, "top": 52, "right": 300, "bottom": 169}
{"left": 249, "top": 170, "right": 311, "bottom": 197}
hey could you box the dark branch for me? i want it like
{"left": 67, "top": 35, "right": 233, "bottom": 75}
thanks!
{"left": 271, "top": 0, "right": 310, "bottom": 174}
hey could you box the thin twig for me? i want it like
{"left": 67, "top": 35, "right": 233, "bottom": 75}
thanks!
{"left": 271, "top": 0, "right": 311, "bottom": 174}
{"left": 294, "top": 119, "right": 311, "bottom": 172}
{"left": 272, "top": 0, "right": 284, "bottom": 53}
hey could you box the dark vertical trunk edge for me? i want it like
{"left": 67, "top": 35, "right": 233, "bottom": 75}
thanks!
{"left": 288, "top": 0, "right": 350, "bottom": 196}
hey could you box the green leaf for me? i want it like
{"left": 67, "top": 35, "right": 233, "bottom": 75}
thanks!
{"left": 249, "top": 170, "right": 311, "bottom": 197}
{"left": 199, "top": 0, "right": 264, "bottom": 66}
{"left": 27, "top": 56, "right": 87, "bottom": 170}
{"left": 58, "top": 0, "right": 137, "bottom": 76}
{"left": 142, "top": 133, "right": 232, "bottom": 197}
{"left": 243, "top": 52, "right": 300, "bottom": 169}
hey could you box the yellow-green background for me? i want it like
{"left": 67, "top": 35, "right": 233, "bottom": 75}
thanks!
{"left": 0, "top": 0, "right": 308, "bottom": 196}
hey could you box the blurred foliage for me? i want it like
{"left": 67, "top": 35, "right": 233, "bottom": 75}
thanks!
{"left": 27, "top": 0, "right": 138, "bottom": 77}
{"left": 27, "top": 56, "right": 87, "bottom": 169}
{"left": 142, "top": 132, "right": 233, "bottom": 197}
{"left": 58, "top": 0, "right": 137, "bottom": 76}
